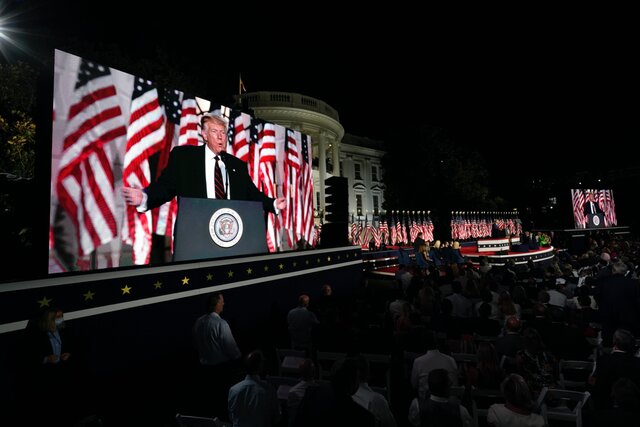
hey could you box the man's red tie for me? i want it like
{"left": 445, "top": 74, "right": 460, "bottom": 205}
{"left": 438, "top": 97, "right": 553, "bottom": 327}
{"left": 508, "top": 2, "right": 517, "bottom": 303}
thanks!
{"left": 214, "top": 156, "right": 226, "bottom": 199}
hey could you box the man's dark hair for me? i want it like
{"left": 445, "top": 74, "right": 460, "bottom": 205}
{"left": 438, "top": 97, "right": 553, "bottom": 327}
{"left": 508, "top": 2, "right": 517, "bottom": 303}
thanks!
{"left": 205, "top": 292, "right": 223, "bottom": 313}
{"left": 427, "top": 369, "right": 451, "bottom": 398}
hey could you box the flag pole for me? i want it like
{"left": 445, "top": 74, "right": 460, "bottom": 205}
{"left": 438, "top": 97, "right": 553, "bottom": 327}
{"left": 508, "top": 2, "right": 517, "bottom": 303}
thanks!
{"left": 238, "top": 73, "right": 246, "bottom": 95}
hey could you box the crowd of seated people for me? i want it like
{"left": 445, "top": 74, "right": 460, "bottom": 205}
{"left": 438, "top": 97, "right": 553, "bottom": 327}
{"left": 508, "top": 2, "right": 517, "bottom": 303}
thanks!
{"left": 13, "top": 233, "right": 640, "bottom": 426}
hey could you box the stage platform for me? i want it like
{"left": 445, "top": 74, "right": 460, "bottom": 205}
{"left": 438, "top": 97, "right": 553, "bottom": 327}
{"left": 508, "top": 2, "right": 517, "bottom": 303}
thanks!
{"left": 362, "top": 242, "right": 556, "bottom": 274}
{"left": 460, "top": 244, "right": 555, "bottom": 266}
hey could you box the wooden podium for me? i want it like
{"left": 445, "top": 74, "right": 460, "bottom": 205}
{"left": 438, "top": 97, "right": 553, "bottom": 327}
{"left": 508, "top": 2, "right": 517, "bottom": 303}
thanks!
{"left": 173, "top": 197, "right": 267, "bottom": 262}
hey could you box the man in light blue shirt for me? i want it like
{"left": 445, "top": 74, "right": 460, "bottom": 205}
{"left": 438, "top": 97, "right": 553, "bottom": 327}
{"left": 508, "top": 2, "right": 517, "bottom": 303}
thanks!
{"left": 228, "top": 350, "right": 280, "bottom": 427}
{"left": 193, "top": 292, "right": 241, "bottom": 366}
{"left": 192, "top": 292, "right": 242, "bottom": 420}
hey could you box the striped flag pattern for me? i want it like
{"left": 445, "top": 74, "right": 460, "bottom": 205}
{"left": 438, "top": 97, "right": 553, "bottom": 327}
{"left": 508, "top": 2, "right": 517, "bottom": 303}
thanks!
{"left": 121, "top": 78, "right": 166, "bottom": 264}
{"left": 258, "top": 122, "right": 279, "bottom": 252}
{"left": 227, "top": 109, "right": 249, "bottom": 162}
{"left": 300, "top": 134, "right": 315, "bottom": 245}
{"left": 56, "top": 59, "right": 127, "bottom": 257}
{"left": 283, "top": 129, "right": 301, "bottom": 247}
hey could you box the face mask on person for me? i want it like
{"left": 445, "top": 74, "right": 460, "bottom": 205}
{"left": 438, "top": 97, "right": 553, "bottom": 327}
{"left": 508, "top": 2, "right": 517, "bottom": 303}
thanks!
{"left": 55, "top": 317, "right": 64, "bottom": 327}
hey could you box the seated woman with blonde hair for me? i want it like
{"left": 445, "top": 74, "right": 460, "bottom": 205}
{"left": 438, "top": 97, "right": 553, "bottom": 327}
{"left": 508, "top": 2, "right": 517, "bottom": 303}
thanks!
{"left": 487, "top": 374, "right": 545, "bottom": 427}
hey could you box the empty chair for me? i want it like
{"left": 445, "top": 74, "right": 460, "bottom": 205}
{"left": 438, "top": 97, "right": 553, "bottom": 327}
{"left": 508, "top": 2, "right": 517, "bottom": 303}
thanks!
{"left": 275, "top": 348, "right": 306, "bottom": 377}
{"left": 452, "top": 352, "right": 478, "bottom": 365}
{"left": 559, "top": 360, "right": 595, "bottom": 391}
{"left": 536, "top": 387, "right": 591, "bottom": 427}
{"left": 471, "top": 388, "right": 505, "bottom": 427}
{"left": 316, "top": 351, "right": 347, "bottom": 380}
{"left": 265, "top": 375, "right": 300, "bottom": 402}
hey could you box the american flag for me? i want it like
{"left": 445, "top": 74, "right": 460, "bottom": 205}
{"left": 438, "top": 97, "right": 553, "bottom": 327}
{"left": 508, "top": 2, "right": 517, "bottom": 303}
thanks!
{"left": 389, "top": 214, "right": 397, "bottom": 246}
{"left": 395, "top": 212, "right": 402, "bottom": 245}
{"left": 121, "top": 77, "right": 166, "bottom": 265}
{"left": 56, "top": 59, "right": 127, "bottom": 258}
{"left": 379, "top": 218, "right": 389, "bottom": 246}
{"left": 604, "top": 189, "right": 618, "bottom": 226}
{"left": 257, "top": 122, "right": 279, "bottom": 252}
{"left": 350, "top": 214, "right": 358, "bottom": 245}
{"left": 424, "top": 214, "right": 434, "bottom": 242}
{"left": 283, "top": 129, "right": 301, "bottom": 247}
{"left": 572, "top": 189, "right": 586, "bottom": 229}
{"left": 227, "top": 109, "right": 249, "bottom": 162}
{"left": 410, "top": 214, "right": 420, "bottom": 243}
{"left": 248, "top": 117, "right": 261, "bottom": 187}
{"left": 300, "top": 134, "right": 315, "bottom": 245}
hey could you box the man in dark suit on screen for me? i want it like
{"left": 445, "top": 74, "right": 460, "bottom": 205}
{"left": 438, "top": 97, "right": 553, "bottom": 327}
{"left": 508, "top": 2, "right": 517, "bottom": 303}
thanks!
{"left": 122, "top": 114, "right": 286, "bottom": 212}
{"left": 583, "top": 190, "right": 604, "bottom": 217}
{"left": 583, "top": 190, "right": 605, "bottom": 228}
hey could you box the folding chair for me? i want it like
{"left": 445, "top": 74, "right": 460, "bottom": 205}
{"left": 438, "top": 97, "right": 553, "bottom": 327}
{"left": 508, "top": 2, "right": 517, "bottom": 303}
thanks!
{"left": 558, "top": 360, "right": 594, "bottom": 391}
{"left": 265, "top": 375, "right": 300, "bottom": 402}
{"left": 316, "top": 351, "right": 346, "bottom": 380}
{"left": 275, "top": 348, "right": 306, "bottom": 377}
{"left": 536, "top": 387, "right": 590, "bottom": 427}
{"left": 471, "top": 388, "right": 504, "bottom": 427}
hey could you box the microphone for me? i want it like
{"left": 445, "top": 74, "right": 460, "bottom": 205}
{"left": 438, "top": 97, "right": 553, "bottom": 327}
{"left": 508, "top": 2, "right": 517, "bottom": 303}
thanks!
{"left": 218, "top": 150, "right": 229, "bottom": 162}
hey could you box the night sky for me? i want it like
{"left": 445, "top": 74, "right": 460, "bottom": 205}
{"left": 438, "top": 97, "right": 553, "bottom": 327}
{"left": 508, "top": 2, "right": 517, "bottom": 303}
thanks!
{"left": 8, "top": 1, "right": 640, "bottom": 179}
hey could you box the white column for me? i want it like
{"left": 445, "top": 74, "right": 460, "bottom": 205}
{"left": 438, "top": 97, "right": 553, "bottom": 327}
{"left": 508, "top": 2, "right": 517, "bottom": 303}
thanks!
{"left": 332, "top": 138, "right": 340, "bottom": 176}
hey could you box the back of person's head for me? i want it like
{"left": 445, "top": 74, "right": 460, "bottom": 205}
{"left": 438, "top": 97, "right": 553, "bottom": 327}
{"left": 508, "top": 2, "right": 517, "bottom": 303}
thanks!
{"left": 522, "top": 328, "right": 544, "bottom": 354}
{"left": 36, "top": 307, "right": 57, "bottom": 332}
{"left": 477, "top": 342, "right": 499, "bottom": 366}
{"left": 299, "top": 358, "right": 315, "bottom": 381}
{"left": 427, "top": 369, "right": 451, "bottom": 398}
{"left": 501, "top": 374, "right": 533, "bottom": 411}
{"left": 512, "top": 285, "right": 526, "bottom": 302}
{"left": 298, "top": 294, "right": 310, "bottom": 307}
{"left": 478, "top": 302, "right": 492, "bottom": 319}
{"left": 440, "top": 298, "right": 453, "bottom": 316}
{"left": 322, "top": 284, "right": 332, "bottom": 296}
{"left": 537, "top": 290, "right": 550, "bottom": 304}
{"left": 505, "top": 315, "right": 521, "bottom": 333}
{"left": 434, "top": 240, "right": 441, "bottom": 249}
{"left": 532, "top": 303, "right": 546, "bottom": 317}
{"left": 205, "top": 292, "right": 223, "bottom": 313}
{"left": 577, "top": 294, "right": 592, "bottom": 308}
{"left": 548, "top": 305, "right": 566, "bottom": 323}
{"left": 330, "top": 357, "right": 359, "bottom": 396}
{"left": 245, "top": 350, "right": 264, "bottom": 375}
{"left": 611, "top": 377, "right": 640, "bottom": 410}
{"left": 612, "top": 260, "right": 629, "bottom": 275}
{"left": 424, "top": 330, "right": 438, "bottom": 351}
{"left": 480, "top": 288, "right": 493, "bottom": 304}
{"left": 452, "top": 241, "right": 461, "bottom": 250}
{"left": 451, "top": 281, "right": 462, "bottom": 294}
{"left": 613, "top": 329, "right": 636, "bottom": 353}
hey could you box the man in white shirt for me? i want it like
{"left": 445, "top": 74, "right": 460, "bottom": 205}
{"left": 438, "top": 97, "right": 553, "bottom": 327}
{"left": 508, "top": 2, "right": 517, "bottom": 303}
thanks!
{"left": 410, "top": 332, "right": 458, "bottom": 401}
{"left": 353, "top": 355, "right": 396, "bottom": 427}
